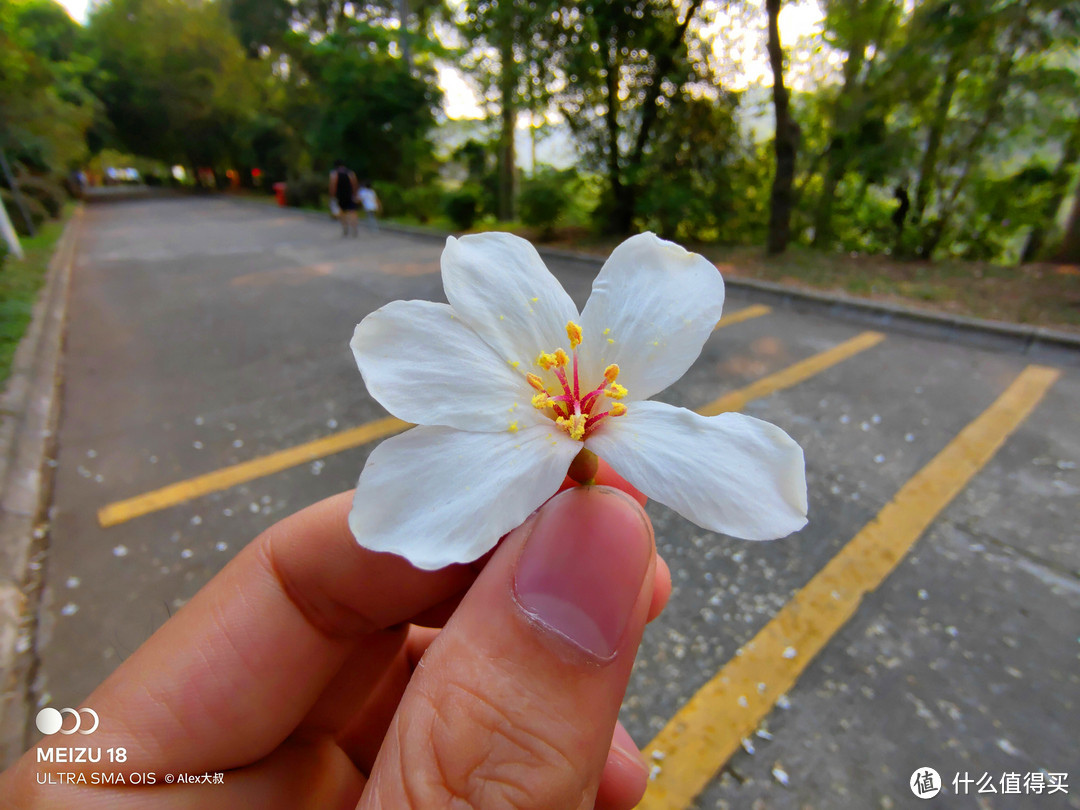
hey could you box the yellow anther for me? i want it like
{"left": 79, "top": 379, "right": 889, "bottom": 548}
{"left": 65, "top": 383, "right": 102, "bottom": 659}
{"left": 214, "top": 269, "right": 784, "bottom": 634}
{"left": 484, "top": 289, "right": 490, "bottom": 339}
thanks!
{"left": 526, "top": 373, "right": 546, "bottom": 391}
{"left": 556, "top": 414, "right": 586, "bottom": 441}
{"left": 602, "top": 328, "right": 610, "bottom": 335}
{"left": 606, "top": 382, "right": 628, "bottom": 400}
{"left": 508, "top": 421, "right": 519, "bottom": 434}
{"left": 537, "top": 350, "right": 568, "bottom": 370}
{"left": 509, "top": 360, "right": 520, "bottom": 368}
{"left": 603, "top": 364, "right": 620, "bottom": 383}
{"left": 566, "top": 321, "right": 583, "bottom": 349}
{"left": 610, "top": 403, "right": 627, "bottom": 417}
{"left": 531, "top": 392, "right": 550, "bottom": 409}
{"left": 607, "top": 338, "right": 615, "bottom": 344}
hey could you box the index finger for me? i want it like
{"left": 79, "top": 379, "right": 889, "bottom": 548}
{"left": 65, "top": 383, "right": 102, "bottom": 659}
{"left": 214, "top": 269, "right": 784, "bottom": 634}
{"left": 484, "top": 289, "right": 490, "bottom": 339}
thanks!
{"left": 51, "top": 490, "right": 477, "bottom": 775}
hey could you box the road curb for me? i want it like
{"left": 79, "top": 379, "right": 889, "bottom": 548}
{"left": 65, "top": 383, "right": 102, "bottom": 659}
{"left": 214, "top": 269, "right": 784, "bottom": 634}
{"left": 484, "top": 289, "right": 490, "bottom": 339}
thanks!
{"left": 0, "top": 206, "right": 81, "bottom": 768}
{"left": 267, "top": 203, "right": 1079, "bottom": 361}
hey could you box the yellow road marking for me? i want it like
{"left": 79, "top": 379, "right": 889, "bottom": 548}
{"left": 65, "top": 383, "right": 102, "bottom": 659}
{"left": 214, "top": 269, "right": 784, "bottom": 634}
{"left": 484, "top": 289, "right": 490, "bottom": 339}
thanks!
{"left": 714, "top": 304, "right": 771, "bottom": 330}
{"left": 698, "top": 330, "right": 885, "bottom": 416}
{"left": 639, "top": 364, "right": 1061, "bottom": 810}
{"left": 98, "top": 323, "right": 876, "bottom": 528}
{"left": 97, "top": 416, "right": 410, "bottom": 527}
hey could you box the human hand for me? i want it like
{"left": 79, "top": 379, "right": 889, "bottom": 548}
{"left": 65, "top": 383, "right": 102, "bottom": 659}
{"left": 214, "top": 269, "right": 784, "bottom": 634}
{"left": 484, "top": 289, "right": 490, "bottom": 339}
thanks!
{"left": 2, "top": 462, "right": 670, "bottom": 809}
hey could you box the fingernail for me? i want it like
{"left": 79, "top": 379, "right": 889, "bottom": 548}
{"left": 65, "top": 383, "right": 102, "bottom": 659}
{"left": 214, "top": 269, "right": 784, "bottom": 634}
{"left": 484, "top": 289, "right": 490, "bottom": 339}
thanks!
{"left": 513, "top": 487, "right": 652, "bottom": 660}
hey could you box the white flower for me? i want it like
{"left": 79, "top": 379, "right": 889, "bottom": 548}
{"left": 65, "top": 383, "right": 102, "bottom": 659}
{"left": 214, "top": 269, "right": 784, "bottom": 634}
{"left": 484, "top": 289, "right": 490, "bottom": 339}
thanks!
{"left": 349, "top": 232, "right": 807, "bottom": 570}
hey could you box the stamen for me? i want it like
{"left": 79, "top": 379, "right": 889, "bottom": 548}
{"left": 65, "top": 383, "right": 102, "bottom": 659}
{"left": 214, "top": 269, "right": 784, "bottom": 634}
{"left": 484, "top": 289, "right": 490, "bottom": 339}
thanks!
{"left": 606, "top": 383, "right": 628, "bottom": 400}
{"left": 566, "top": 321, "right": 583, "bottom": 349}
{"left": 528, "top": 336, "right": 629, "bottom": 440}
{"left": 556, "top": 414, "right": 587, "bottom": 441}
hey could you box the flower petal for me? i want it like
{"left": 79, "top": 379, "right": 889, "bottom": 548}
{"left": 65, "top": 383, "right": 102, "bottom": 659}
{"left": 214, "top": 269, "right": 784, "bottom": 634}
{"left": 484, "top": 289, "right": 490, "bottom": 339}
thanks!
{"left": 352, "top": 300, "right": 543, "bottom": 433}
{"left": 586, "top": 401, "right": 807, "bottom": 540}
{"left": 349, "top": 424, "right": 580, "bottom": 570}
{"left": 578, "top": 233, "right": 725, "bottom": 400}
{"left": 441, "top": 233, "right": 580, "bottom": 369}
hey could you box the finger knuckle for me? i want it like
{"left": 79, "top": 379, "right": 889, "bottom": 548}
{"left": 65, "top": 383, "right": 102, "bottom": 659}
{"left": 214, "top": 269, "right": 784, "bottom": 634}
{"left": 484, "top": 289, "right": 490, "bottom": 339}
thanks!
{"left": 398, "top": 672, "right": 591, "bottom": 810}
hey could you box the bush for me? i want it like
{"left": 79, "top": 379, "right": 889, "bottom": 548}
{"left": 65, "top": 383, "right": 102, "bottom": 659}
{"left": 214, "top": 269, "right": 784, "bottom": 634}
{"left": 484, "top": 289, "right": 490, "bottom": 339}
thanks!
{"left": 374, "top": 182, "right": 406, "bottom": 217}
{"left": 15, "top": 177, "right": 65, "bottom": 219}
{"left": 284, "top": 174, "right": 326, "bottom": 209}
{"left": 0, "top": 190, "right": 48, "bottom": 236}
{"left": 403, "top": 185, "right": 441, "bottom": 223}
{"left": 444, "top": 187, "right": 480, "bottom": 231}
{"left": 519, "top": 168, "right": 575, "bottom": 240}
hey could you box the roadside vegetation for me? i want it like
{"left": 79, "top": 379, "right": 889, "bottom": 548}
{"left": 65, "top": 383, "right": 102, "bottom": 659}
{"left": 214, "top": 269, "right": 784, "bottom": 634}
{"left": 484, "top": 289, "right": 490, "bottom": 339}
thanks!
{"left": 0, "top": 206, "right": 72, "bottom": 386}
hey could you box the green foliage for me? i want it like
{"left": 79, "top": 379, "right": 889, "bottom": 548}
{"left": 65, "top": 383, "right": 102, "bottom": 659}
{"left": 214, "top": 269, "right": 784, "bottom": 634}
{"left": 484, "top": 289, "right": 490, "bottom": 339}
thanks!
{"left": 374, "top": 182, "right": 406, "bottom": 218}
{"left": 14, "top": 177, "right": 66, "bottom": 219}
{"left": 295, "top": 28, "right": 442, "bottom": 188}
{"left": 283, "top": 174, "right": 325, "bottom": 209}
{"left": 86, "top": 0, "right": 261, "bottom": 168}
{"left": 518, "top": 168, "right": 576, "bottom": 239}
{"left": 0, "top": 0, "right": 97, "bottom": 174}
{"left": 444, "top": 187, "right": 480, "bottom": 231}
{"left": 0, "top": 191, "right": 48, "bottom": 236}
{"left": 0, "top": 213, "right": 68, "bottom": 386}
{"left": 403, "top": 186, "right": 442, "bottom": 223}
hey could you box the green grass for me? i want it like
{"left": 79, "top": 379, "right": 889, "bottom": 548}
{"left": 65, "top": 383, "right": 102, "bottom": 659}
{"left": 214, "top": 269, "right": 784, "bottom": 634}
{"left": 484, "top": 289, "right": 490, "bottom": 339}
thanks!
{"left": 0, "top": 207, "right": 72, "bottom": 387}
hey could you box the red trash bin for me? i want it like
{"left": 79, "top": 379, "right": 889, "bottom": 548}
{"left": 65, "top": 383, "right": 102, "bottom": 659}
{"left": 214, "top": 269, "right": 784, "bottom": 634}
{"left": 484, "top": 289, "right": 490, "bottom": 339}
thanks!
{"left": 272, "top": 182, "right": 287, "bottom": 207}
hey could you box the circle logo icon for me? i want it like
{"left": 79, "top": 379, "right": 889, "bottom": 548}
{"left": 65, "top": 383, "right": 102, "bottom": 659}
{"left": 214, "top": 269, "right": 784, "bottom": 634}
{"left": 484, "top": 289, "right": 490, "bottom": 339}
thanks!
{"left": 911, "top": 767, "right": 941, "bottom": 799}
{"left": 35, "top": 707, "right": 99, "bottom": 735}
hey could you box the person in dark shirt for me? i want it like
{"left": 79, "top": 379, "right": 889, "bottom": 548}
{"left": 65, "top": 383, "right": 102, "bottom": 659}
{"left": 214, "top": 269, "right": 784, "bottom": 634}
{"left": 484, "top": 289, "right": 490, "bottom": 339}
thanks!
{"left": 329, "top": 160, "right": 359, "bottom": 237}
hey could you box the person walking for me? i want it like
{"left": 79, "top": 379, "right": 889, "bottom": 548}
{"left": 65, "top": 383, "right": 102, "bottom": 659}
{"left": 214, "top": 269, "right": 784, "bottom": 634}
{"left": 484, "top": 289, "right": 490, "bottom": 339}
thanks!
{"left": 357, "top": 180, "right": 380, "bottom": 231}
{"left": 329, "top": 160, "right": 359, "bottom": 237}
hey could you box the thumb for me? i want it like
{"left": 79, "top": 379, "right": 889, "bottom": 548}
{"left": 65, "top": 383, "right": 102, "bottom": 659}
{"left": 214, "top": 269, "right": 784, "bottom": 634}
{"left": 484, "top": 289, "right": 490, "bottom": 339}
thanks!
{"left": 361, "top": 485, "right": 655, "bottom": 810}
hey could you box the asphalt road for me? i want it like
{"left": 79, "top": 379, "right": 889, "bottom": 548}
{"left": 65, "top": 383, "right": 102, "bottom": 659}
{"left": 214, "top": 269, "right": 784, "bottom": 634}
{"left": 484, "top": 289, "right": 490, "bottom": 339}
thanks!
{"left": 32, "top": 198, "right": 1080, "bottom": 808}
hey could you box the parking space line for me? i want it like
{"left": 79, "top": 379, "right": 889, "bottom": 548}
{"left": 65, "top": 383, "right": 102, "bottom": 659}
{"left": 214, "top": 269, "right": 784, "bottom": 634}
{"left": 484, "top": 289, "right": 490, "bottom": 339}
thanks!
{"left": 97, "top": 324, "right": 877, "bottom": 528}
{"left": 638, "top": 364, "right": 1061, "bottom": 810}
{"left": 97, "top": 416, "right": 410, "bottom": 527}
{"left": 714, "top": 304, "right": 771, "bottom": 329}
{"left": 697, "top": 330, "right": 885, "bottom": 416}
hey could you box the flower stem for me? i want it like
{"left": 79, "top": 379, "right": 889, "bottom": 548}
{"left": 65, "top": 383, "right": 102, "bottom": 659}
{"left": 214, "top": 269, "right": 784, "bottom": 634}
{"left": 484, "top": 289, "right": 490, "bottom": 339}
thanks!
{"left": 567, "top": 447, "right": 599, "bottom": 486}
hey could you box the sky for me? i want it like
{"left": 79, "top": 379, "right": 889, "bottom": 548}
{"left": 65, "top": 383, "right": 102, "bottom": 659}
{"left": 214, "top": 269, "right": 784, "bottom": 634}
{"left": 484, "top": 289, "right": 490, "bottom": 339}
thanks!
{"left": 56, "top": 0, "right": 826, "bottom": 120}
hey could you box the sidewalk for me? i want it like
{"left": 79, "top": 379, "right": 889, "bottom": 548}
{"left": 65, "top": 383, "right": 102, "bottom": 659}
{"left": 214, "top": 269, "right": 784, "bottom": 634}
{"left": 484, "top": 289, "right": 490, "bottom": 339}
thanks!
{"left": 0, "top": 207, "right": 81, "bottom": 766}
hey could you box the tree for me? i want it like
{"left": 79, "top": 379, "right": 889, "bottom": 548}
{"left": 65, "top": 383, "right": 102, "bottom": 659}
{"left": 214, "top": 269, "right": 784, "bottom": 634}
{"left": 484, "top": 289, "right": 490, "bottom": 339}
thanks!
{"left": 809, "top": 0, "right": 901, "bottom": 248}
{"left": 765, "top": 0, "right": 797, "bottom": 254}
{"left": 294, "top": 26, "right": 442, "bottom": 186}
{"left": 1056, "top": 177, "right": 1080, "bottom": 264}
{"left": 459, "top": 0, "right": 558, "bottom": 220}
{"left": 0, "top": 0, "right": 97, "bottom": 175}
{"left": 87, "top": 0, "right": 261, "bottom": 171}
{"left": 549, "top": 0, "right": 705, "bottom": 234}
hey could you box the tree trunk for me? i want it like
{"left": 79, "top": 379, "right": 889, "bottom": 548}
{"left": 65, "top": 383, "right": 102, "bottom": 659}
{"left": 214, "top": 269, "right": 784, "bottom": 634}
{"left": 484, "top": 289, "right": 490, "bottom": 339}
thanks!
{"left": 497, "top": 34, "right": 516, "bottom": 221}
{"left": 766, "top": 0, "right": 797, "bottom": 255}
{"left": 602, "top": 47, "right": 631, "bottom": 234}
{"left": 397, "top": 0, "right": 411, "bottom": 71}
{"left": 913, "top": 51, "right": 960, "bottom": 229}
{"left": 920, "top": 41, "right": 1016, "bottom": 258}
{"left": 1055, "top": 178, "right": 1080, "bottom": 264}
{"left": 1022, "top": 121, "right": 1080, "bottom": 262}
{"left": 811, "top": 151, "right": 845, "bottom": 247}
{"left": 811, "top": 29, "right": 865, "bottom": 249}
